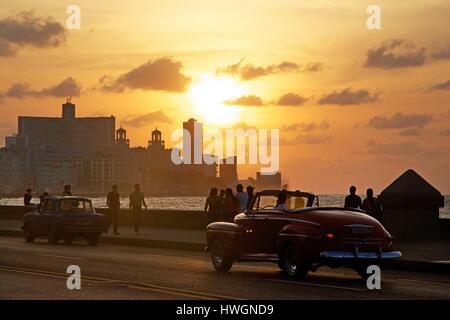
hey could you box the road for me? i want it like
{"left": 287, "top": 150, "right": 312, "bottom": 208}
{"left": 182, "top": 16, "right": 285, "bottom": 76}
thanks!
{"left": 0, "top": 236, "right": 449, "bottom": 299}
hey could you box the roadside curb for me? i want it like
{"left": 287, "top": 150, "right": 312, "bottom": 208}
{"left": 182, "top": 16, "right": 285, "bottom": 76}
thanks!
{"left": 1, "top": 229, "right": 448, "bottom": 275}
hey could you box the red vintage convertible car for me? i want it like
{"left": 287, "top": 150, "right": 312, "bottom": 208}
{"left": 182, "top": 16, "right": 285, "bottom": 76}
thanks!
{"left": 206, "top": 190, "right": 401, "bottom": 278}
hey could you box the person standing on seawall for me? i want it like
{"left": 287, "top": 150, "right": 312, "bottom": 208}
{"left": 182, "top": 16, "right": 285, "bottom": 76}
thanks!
{"left": 129, "top": 184, "right": 147, "bottom": 235}
{"left": 344, "top": 185, "right": 362, "bottom": 209}
{"left": 24, "top": 188, "right": 32, "bottom": 206}
{"left": 362, "top": 188, "right": 382, "bottom": 222}
{"left": 236, "top": 184, "right": 248, "bottom": 212}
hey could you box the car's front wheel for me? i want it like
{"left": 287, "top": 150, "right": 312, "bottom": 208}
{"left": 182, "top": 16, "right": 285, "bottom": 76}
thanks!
{"left": 281, "top": 245, "right": 309, "bottom": 278}
{"left": 24, "top": 224, "right": 35, "bottom": 243}
{"left": 210, "top": 238, "right": 233, "bottom": 272}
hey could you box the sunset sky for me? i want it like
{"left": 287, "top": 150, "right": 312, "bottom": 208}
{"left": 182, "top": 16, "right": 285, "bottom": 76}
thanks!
{"left": 0, "top": 0, "right": 449, "bottom": 193}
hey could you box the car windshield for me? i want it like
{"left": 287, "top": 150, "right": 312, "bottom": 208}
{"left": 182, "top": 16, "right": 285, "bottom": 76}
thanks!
{"left": 56, "top": 199, "right": 94, "bottom": 213}
{"left": 254, "top": 194, "right": 315, "bottom": 211}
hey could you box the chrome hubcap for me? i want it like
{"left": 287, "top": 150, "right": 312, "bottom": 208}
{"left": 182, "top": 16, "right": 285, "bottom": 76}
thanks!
{"left": 284, "top": 247, "right": 298, "bottom": 275}
{"left": 212, "top": 242, "right": 224, "bottom": 266}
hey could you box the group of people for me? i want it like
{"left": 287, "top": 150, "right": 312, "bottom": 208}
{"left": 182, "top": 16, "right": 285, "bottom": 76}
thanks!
{"left": 23, "top": 185, "right": 69, "bottom": 206}
{"left": 106, "top": 183, "right": 148, "bottom": 236}
{"left": 344, "top": 185, "right": 382, "bottom": 221}
{"left": 204, "top": 184, "right": 255, "bottom": 223}
{"left": 22, "top": 183, "right": 382, "bottom": 236}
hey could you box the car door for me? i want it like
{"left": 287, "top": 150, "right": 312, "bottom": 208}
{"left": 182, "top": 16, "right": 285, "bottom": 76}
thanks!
{"left": 36, "top": 199, "right": 54, "bottom": 235}
{"left": 238, "top": 211, "right": 271, "bottom": 255}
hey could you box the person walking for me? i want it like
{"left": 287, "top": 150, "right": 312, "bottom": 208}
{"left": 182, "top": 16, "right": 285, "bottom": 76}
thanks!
{"left": 23, "top": 188, "right": 32, "bottom": 206}
{"left": 204, "top": 187, "right": 220, "bottom": 223}
{"left": 362, "top": 188, "right": 382, "bottom": 222}
{"left": 344, "top": 186, "right": 362, "bottom": 209}
{"left": 235, "top": 184, "right": 248, "bottom": 212}
{"left": 107, "top": 185, "right": 121, "bottom": 235}
{"left": 129, "top": 184, "right": 147, "bottom": 235}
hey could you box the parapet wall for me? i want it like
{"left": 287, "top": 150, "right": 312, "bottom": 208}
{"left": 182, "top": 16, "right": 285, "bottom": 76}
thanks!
{"left": 0, "top": 205, "right": 449, "bottom": 238}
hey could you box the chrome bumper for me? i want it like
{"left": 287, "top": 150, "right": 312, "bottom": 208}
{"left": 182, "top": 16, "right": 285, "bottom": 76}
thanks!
{"left": 320, "top": 251, "right": 402, "bottom": 260}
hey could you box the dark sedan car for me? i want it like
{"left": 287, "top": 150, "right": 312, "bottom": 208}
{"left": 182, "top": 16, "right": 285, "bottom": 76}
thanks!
{"left": 22, "top": 196, "right": 106, "bottom": 246}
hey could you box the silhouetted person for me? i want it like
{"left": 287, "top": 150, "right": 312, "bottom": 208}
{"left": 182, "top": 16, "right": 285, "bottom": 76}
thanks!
{"left": 218, "top": 189, "right": 226, "bottom": 220}
{"left": 39, "top": 189, "right": 50, "bottom": 203}
{"left": 362, "top": 188, "right": 382, "bottom": 222}
{"left": 344, "top": 186, "right": 362, "bottom": 209}
{"left": 62, "top": 185, "right": 72, "bottom": 196}
{"left": 236, "top": 184, "right": 248, "bottom": 212}
{"left": 223, "top": 188, "right": 238, "bottom": 222}
{"left": 246, "top": 186, "right": 254, "bottom": 210}
{"left": 129, "top": 184, "right": 147, "bottom": 235}
{"left": 24, "top": 188, "right": 32, "bottom": 206}
{"left": 274, "top": 191, "right": 288, "bottom": 211}
{"left": 204, "top": 187, "right": 221, "bottom": 223}
{"left": 107, "top": 185, "right": 121, "bottom": 235}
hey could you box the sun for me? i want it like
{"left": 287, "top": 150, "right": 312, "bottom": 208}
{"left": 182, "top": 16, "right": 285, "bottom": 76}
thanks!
{"left": 188, "top": 74, "right": 246, "bottom": 125}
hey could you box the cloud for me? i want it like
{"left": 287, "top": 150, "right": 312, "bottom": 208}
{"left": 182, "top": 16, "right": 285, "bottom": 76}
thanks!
{"left": 367, "top": 141, "right": 419, "bottom": 156}
{"left": 281, "top": 134, "right": 331, "bottom": 145}
{"left": 399, "top": 128, "right": 422, "bottom": 136}
{"left": 318, "top": 88, "right": 379, "bottom": 105}
{"left": 430, "top": 44, "right": 450, "bottom": 61}
{"left": 97, "top": 57, "right": 191, "bottom": 93}
{"left": 277, "top": 93, "right": 308, "bottom": 106}
{"left": 367, "top": 113, "right": 432, "bottom": 129}
{"left": 0, "top": 11, "right": 66, "bottom": 57}
{"left": 364, "top": 39, "right": 426, "bottom": 69}
{"left": 429, "top": 80, "right": 450, "bottom": 91}
{"left": 281, "top": 121, "right": 330, "bottom": 132}
{"left": 224, "top": 95, "right": 263, "bottom": 106}
{"left": 0, "top": 77, "right": 81, "bottom": 100}
{"left": 216, "top": 59, "right": 322, "bottom": 81}
{"left": 122, "top": 110, "right": 173, "bottom": 127}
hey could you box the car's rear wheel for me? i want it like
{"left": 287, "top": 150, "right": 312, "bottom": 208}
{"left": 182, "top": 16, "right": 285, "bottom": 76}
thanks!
{"left": 281, "top": 245, "right": 309, "bottom": 278}
{"left": 210, "top": 238, "right": 233, "bottom": 272}
{"left": 86, "top": 235, "right": 99, "bottom": 246}
{"left": 24, "top": 224, "right": 35, "bottom": 243}
{"left": 47, "top": 226, "right": 58, "bottom": 244}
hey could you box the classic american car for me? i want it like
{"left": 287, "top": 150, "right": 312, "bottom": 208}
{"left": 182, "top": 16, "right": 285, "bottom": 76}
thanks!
{"left": 22, "top": 196, "right": 106, "bottom": 246}
{"left": 206, "top": 190, "right": 401, "bottom": 278}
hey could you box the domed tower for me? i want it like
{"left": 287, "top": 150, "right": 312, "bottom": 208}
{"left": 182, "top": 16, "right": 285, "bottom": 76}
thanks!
{"left": 116, "top": 125, "right": 129, "bottom": 147}
{"left": 148, "top": 127, "right": 165, "bottom": 150}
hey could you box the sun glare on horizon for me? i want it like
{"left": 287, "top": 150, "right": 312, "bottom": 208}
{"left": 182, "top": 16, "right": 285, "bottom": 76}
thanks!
{"left": 188, "top": 74, "right": 246, "bottom": 125}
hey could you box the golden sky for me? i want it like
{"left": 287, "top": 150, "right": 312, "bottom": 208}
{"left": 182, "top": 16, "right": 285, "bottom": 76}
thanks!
{"left": 0, "top": 0, "right": 449, "bottom": 193}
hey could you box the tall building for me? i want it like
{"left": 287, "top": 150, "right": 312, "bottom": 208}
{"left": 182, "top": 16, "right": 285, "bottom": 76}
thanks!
{"left": 15, "top": 99, "right": 115, "bottom": 152}
{"left": 219, "top": 156, "right": 238, "bottom": 186}
{"left": 182, "top": 118, "right": 203, "bottom": 164}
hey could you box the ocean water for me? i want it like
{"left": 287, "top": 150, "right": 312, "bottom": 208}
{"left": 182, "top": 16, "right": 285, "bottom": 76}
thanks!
{"left": 1, "top": 194, "right": 449, "bottom": 219}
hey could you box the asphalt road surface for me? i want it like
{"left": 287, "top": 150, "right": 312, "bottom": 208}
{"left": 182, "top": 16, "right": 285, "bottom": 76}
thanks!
{"left": 0, "top": 236, "right": 449, "bottom": 300}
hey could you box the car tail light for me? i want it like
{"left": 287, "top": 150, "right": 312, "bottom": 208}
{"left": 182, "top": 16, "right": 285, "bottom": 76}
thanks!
{"left": 326, "top": 233, "right": 334, "bottom": 239}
